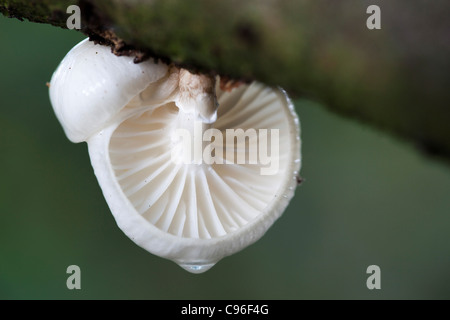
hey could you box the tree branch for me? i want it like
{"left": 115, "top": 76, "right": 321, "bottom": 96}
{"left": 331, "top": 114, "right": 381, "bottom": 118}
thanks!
{"left": 1, "top": 0, "right": 449, "bottom": 160}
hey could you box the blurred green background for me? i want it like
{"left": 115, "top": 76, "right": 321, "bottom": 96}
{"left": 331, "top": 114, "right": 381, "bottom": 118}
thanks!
{"left": 1, "top": 15, "right": 450, "bottom": 300}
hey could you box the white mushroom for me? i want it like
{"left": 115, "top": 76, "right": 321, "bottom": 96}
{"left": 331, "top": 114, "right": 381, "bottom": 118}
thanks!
{"left": 49, "top": 38, "right": 301, "bottom": 273}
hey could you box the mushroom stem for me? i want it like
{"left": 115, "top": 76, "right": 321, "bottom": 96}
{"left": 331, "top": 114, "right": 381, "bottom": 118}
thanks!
{"left": 170, "top": 69, "right": 219, "bottom": 165}
{"left": 172, "top": 110, "right": 212, "bottom": 165}
{"left": 175, "top": 69, "right": 218, "bottom": 124}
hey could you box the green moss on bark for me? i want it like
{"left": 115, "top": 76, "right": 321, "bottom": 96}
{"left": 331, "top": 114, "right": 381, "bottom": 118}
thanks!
{"left": 1, "top": 0, "right": 450, "bottom": 160}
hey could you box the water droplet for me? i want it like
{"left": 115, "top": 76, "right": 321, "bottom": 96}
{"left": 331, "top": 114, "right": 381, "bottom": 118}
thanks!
{"left": 178, "top": 262, "right": 216, "bottom": 274}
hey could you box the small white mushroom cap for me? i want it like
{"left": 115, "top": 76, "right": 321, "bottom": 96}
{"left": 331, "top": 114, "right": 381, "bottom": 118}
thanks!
{"left": 49, "top": 39, "right": 301, "bottom": 273}
{"left": 49, "top": 38, "right": 168, "bottom": 142}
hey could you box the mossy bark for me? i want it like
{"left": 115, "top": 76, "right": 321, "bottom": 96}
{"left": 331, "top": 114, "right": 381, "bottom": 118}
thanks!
{"left": 1, "top": 0, "right": 449, "bottom": 160}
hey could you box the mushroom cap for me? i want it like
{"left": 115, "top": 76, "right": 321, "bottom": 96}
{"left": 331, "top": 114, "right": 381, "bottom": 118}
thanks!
{"left": 88, "top": 82, "right": 300, "bottom": 273}
{"left": 49, "top": 39, "right": 301, "bottom": 273}
{"left": 49, "top": 38, "right": 168, "bottom": 142}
